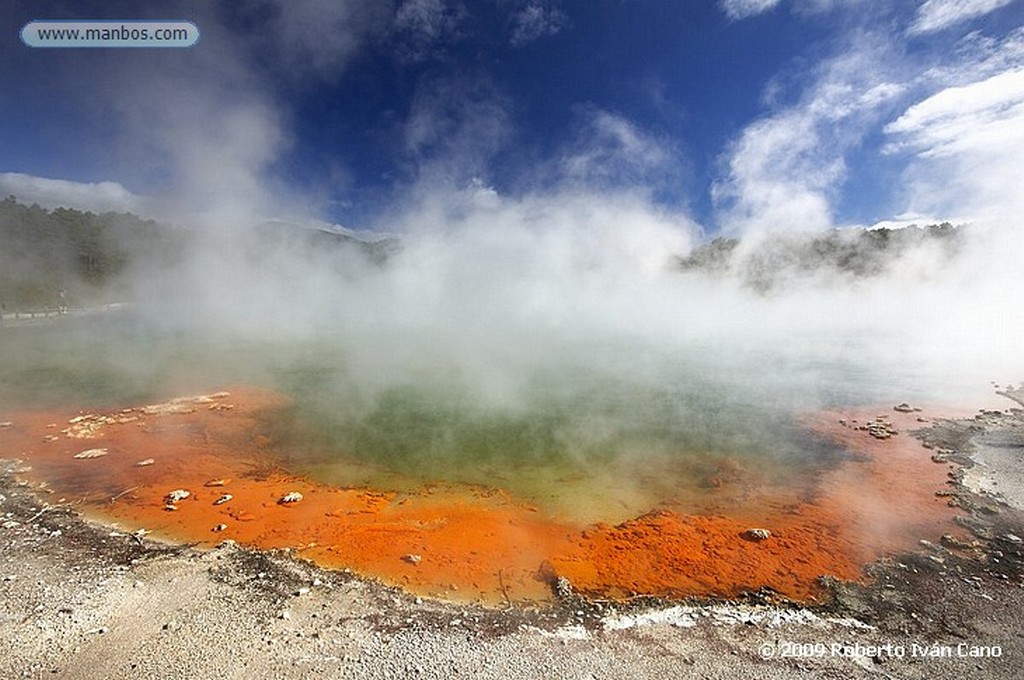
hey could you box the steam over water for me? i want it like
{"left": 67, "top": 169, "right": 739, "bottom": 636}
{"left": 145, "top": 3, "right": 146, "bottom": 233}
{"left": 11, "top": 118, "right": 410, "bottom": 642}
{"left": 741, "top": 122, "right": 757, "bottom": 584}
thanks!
{"left": 3, "top": 214, "right": 1021, "bottom": 524}
{"left": 4, "top": 0, "right": 1024, "bottom": 604}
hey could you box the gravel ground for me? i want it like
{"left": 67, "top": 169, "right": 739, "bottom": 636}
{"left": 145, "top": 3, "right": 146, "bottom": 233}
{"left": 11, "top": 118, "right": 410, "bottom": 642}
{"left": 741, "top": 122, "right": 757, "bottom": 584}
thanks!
{"left": 3, "top": 404, "right": 1024, "bottom": 679}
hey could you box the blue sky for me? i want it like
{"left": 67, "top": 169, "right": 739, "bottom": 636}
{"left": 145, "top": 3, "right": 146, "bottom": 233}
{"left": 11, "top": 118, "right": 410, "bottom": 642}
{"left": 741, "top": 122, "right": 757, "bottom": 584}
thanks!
{"left": 1, "top": 0, "right": 1023, "bottom": 238}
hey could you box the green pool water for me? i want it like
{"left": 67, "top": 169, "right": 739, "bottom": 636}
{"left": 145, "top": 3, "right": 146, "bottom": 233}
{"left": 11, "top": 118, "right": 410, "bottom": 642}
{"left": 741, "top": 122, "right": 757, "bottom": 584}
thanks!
{"left": 0, "top": 310, "right": 986, "bottom": 523}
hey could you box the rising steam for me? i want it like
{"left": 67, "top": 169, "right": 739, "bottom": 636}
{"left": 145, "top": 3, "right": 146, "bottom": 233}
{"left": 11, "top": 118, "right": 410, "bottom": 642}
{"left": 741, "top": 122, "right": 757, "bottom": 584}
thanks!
{"left": 2, "top": 1, "right": 1022, "bottom": 507}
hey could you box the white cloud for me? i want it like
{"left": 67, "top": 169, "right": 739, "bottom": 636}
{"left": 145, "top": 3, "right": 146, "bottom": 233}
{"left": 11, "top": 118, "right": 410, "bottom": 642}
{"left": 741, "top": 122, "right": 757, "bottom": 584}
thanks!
{"left": 559, "top": 110, "right": 679, "bottom": 190}
{"left": 713, "top": 113, "right": 839, "bottom": 236}
{"left": 714, "top": 20, "right": 1021, "bottom": 239}
{"left": 510, "top": 1, "right": 568, "bottom": 46}
{"left": 401, "top": 75, "right": 513, "bottom": 189}
{"left": 51, "top": 1, "right": 394, "bottom": 228}
{"left": 908, "top": 0, "right": 1018, "bottom": 36}
{"left": 864, "top": 212, "right": 948, "bottom": 230}
{"left": 106, "top": 59, "right": 289, "bottom": 226}
{"left": 885, "top": 68, "right": 1024, "bottom": 158}
{"left": 260, "top": 0, "right": 394, "bottom": 75}
{"left": 0, "top": 173, "right": 140, "bottom": 213}
{"left": 720, "top": 0, "right": 783, "bottom": 20}
{"left": 713, "top": 35, "right": 905, "bottom": 236}
{"left": 884, "top": 67, "right": 1024, "bottom": 223}
{"left": 393, "top": 0, "right": 468, "bottom": 61}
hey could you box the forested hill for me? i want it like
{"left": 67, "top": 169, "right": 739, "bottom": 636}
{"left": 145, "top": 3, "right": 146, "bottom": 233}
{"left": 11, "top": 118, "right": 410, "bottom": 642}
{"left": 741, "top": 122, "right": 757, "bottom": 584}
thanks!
{"left": 0, "top": 196, "right": 181, "bottom": 310}
{"left": 2, "top": 193, "right": 965, "bottom": 312}
{"left": 676, "top": 222, "right": 963, "bottom": 291}
{"left": 0, "top": 198, "right": 394, "bottom": 312}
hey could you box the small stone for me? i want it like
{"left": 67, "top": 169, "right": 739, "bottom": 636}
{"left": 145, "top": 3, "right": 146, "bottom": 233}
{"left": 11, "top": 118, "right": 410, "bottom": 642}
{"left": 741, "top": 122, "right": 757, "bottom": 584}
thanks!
{"left": 402, "top": 554, "right": 422, "bottom": 564}
{"left": 278, "top": 611, "right": 291, "bottom": 620}
{"left": 204, "top": 479, "right": 230, "bottom": 487}
{"left": 73, "top": 448, "right": 109, "bottom": 459}
{"left": 135, "top": 459, "right": 155, "bottom": 467}
{"left": 279, "top": 492, "right": 303, "bottom": 504}
{"left": 894, "top": 403, "right": 915, "bottom": 413}
{"left": 0, "top": 422, "right": 12, "bottom": 428}
{"left": 142, "top": 402, "right": 196, "bottom": 416}
{"left": 165, "top": 489, "right": 190, "bottom": 503}
{"left": 164, "top": 504, "right": 178, "bottom": 512}
{"left": 213, "top": 494, "right": 233, "bottom": 506}
{"left": 865, "top": 420, "right": 896, "bottom": 439}
{"left": 742, "top": 528, "right": 772, "bottom": 541}
{"left": 940, "top": 535, "right": 977, "bottom": 550}
{"left": 212, "top": 524, "right": 228, "bottom": 532}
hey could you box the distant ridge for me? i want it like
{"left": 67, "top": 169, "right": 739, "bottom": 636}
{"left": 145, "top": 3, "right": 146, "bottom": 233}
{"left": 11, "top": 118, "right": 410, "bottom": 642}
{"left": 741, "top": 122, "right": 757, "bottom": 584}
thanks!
{"left": 677, "top": 223, "right": 962, "bottom": 291}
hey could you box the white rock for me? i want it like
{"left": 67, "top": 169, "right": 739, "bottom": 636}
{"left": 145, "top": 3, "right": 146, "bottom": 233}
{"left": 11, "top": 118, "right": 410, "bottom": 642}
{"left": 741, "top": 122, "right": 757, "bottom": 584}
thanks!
{"left": 742, "top": 528, "right": 772, "bottom": 541}
{"left": 73, "top": 448, "right": 109, "bottom": 459}
{"left": 165, "top": 489, "right": 190, "bottom": 503}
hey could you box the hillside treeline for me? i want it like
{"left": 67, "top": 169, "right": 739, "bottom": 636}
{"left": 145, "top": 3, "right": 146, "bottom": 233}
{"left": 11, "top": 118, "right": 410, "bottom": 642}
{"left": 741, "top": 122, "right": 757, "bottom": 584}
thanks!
{"left": 677, "top": 223, "right": 962, "bottom": 291}
{"left": 2, "top": 192, "right": 965, "bottom": 311}
{"left": 0, "top": 198, "right": 396, "bottom": 313}
{"left": 0, "top": 196, "right": 184, "bottom": 310}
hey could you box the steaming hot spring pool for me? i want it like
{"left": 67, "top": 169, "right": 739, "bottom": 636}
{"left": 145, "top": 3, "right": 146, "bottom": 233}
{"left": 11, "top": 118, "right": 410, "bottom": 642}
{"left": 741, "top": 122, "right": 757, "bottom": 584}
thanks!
{"left": 0, "top": 314, "right": 995, "bottom": 605}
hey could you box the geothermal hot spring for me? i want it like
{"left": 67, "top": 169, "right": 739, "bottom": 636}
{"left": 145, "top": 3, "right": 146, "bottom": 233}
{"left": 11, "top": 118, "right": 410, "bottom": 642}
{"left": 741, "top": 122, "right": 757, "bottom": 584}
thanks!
{"left": 2, "top": 219, "right": 1021, "bottom": 605}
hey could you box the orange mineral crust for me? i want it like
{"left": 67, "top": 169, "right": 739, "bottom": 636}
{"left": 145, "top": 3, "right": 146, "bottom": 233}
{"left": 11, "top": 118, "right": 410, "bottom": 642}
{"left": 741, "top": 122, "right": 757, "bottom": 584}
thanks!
{"left": 798, "top": 407, "right": 966, "bottom": 559}
{"left": 549, "top": 407, "right": 962, "bottom": 601}
{"left": 0, "top": 388, "right": 965, "bottom": 606}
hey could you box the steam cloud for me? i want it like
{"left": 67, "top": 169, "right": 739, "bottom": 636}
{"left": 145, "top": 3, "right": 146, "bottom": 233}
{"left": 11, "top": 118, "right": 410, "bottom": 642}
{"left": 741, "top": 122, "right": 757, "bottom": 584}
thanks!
{"left": 3, "top": 1, "right": 1023, "bottom": 480}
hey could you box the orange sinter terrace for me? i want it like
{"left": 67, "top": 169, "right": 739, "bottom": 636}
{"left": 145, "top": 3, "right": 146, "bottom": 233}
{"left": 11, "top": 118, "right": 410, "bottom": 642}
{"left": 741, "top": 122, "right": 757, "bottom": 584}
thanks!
{"left": 0, "top": 386, "right": 967, "bottom": 606}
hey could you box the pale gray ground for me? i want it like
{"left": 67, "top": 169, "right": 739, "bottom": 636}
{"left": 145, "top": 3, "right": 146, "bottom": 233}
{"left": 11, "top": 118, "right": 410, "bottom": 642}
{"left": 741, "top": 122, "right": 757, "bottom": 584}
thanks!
{"left": 3, "top": 403, "right": 1024, "bottom": 680}
{"left": 964, "top": 391, "right": 1024, "bottom": 510}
